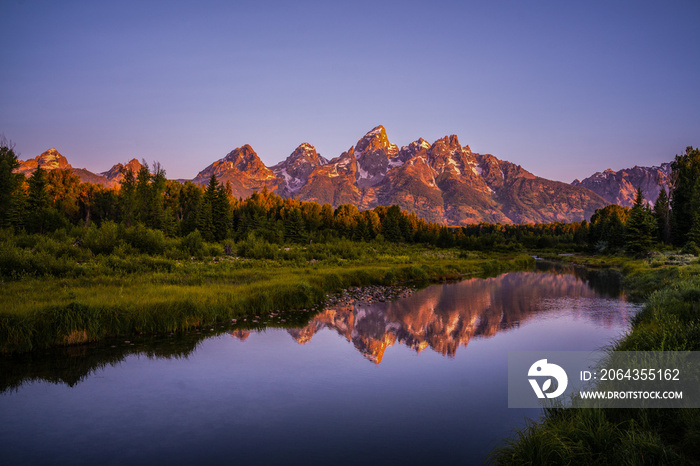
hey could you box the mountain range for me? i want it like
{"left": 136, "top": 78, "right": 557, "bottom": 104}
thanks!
{"left": 15, "top": 126, "right": 673, "bottom": 225}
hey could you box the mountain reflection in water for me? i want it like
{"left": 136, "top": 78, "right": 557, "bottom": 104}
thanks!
{"left": 232, "top": 269, "right": 635, "bottom": 364}
{"left": 0, "top": 266, "right": 634, "bottom": 392}
{"left": 0, "top": 267, "right": 640, "bottom": 466}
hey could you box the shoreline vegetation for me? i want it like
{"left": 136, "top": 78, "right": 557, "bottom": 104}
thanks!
{"left": 0, "top": 228, "right": 537, "bottom": 354}
{"left": 490, "top": 252, "right": 700, "bottom": 465}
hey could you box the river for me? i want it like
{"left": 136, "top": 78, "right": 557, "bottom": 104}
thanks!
{"left": 0, "top": 264, "right": 640, "bottom": 465}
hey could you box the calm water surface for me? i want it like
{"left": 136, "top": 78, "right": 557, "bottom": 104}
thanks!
{"left": 0, "top": 266, "right": 640, "bottom": 465}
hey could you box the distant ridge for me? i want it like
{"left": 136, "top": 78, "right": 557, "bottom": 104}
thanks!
{"left": 572, "top": 164, "right": 672, "bottom": 207}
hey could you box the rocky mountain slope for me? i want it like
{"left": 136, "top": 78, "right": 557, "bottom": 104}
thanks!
{"left": 191, "top": 144, "right": 279, "bottom": 199}
{"left": 22, "top": 126, "right": 672, "bottom": 225}
{"left": 572, "top": 164, "right": 672, "bottom": 207}
{"left": 272, "top": 126, "right": 608, "bottom": 224}
{"left": 16, "top": 149, "right": 117, "bottom": 187}
{"left": 99, "top": 158, "right": 145, "bottom": 184}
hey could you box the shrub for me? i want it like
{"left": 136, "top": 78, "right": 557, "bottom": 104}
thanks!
{"left": 83, "top": 221, "right": 119, "bottom": 255}
{"left": 681, "top": 241, "right": 700, "bottom": 256}
{"left": 179, "top": 230, "right": 206, "bottom": 258}
{"left": 122, "top": 224, "right": 166, "bottom": 255}
{"left": 237, "top": 234, "right": 278, "bottom": 260}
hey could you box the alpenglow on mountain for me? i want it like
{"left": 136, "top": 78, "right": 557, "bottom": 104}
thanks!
{"left": 28, "top": 126, "right": 682, "bottom": 225}
{"left": 191, "top": 125, "right": 608, "bottom": 224}
{"left": 572, "top": 164, "right": 672, "bottom": 208}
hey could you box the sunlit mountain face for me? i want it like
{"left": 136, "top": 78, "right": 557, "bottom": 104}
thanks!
{"left": 232, "top": 269, "right": 633, "bottom": 364}
{"left": 18, "top": 126, "right": 616, "bottom": 225}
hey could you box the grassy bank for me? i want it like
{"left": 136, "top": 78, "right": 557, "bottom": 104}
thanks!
{"left": 0, "top": 231, "right": 535, "bottom": 354}
{"left": 489, "top": 251, "right": 700, "bottom": 465}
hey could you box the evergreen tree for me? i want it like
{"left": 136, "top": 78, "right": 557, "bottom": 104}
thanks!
{"left": 195, "top": 175, "right": 222, "bottom": 242}
{"left": 26, "top": 167, "right": 53, "bottom": 233}
{"left": 162, "top": 206, "right": 178, "bottom": 237}
{"left": 381, "top": 205, "right": 402, "bottom": 242}
{"left": 87, "top": 186, "right": 118, "bottom": 226}
{"left": 178, "top": 182, "right": 202, "bottom": 235}
{"left": 47, "top": 169, "right": 82, "bottom": 223}
{"left": 148, "top": 162, "right": 167, "bottom": 229}
{"left": 134, "top": 163, "right": 152, "bottom": 225}
{"left": 687, "top": 179, "right": 700, "bottom": 246}
{"left": 212, "top": 182, "right": 231, "bottom": 241}
{"left": 625, "top": 188, "right": 657, "bottom": 254}
{"left": 0, "top": 138, "right": 23, "bottom": 228}
{"left": 364, "top": 210, "right": 381, "bottom": 239}
{"left": 284, "top": 206, "right": 305, "bottom": 243}
{"left": 573, "top": 220, "right": 589, "bottom": 245}
{"left": 119, "top": 168, "right": 137, "bottom": 227}
{"left": 653, "top": 188, "right": 671, "bottom": 244}
{"left": 670, "top": 146, "right": 700, "bottom": 245}
{"left": 437, "top": 226, "right": 454, "bottom": 248}
{"left": 196, "top": 196, "right": 214, "bottom": 242}
{"left": 589, "top": 204, "right": 629, "bottom": 250}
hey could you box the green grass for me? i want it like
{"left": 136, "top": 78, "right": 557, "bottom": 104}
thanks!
{"left": 489, "top": 252, "right": 700, "bottom": 465}
{"left": 0, "top": 235, "right": 535, "bottom": 353}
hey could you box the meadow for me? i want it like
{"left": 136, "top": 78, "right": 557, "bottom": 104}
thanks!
{"left": 0, "top": 226, "right": 534, "bottom": 354}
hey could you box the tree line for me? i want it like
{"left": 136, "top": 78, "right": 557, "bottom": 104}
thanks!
{"left": 1, "top": 138, "right": 698, "bottom": 255}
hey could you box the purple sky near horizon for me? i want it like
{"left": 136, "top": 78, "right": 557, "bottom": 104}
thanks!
{"left": 1, "top": 0, "right": 698, "bottom": 182}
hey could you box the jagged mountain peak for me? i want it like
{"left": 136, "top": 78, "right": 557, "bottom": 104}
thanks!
{"left": 431, "top": 135, "right": 462, "bottom": 152}
{"left": 13, "top": 148, "right": 118, "bottom": 187}
{"left": 398, "top": 138, "right": 431, "bottom": 162}
{"left": 223, "top": 144, "right": 257, "bottom": 162}
{"left": 356, "top": 125, "right": 393, "bottom": 154}
{"left": 283, "top": 142, "right": 327, "bottom": 166}
{"left": 16, "top": 148, "right": 72, "bottom": 173}
{"left": 192, "top": 144, "right": 277, "bottom": 197}
{"left": 101, "top": 159, "right": 146, "bottom": 182}
{"left": 36, "top": 148, "right": 72, "bottom": 170}
{"left": 272, "top": 143, "right": 329, "bottom": 195}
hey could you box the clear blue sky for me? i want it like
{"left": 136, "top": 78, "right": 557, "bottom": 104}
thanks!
{"left": 1, "top": 0, "right": 698, "bottom": 182}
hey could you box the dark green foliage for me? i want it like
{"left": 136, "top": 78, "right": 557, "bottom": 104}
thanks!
{"left": 178, "top": 181, "right": 202, "bottom": 235}
{"left": 196, "top": 196, "right": 214, "bottom": 241}
{"left": 179, "top": 230, "right": 206, "bottom": 258}
{"left": 625, "top": 188, "right": 657, "bottom": 254}
{"left": 681, "top": 241, "right": 700, "bottom": 256}
{"left": 653, "top": 188, "right": 671, "bottom": 244}
{"left": 212, "top": 182, "right": 231, "bottom": 241}
{"left": 0, "top": 138, "right": 24, "bottom": 229}
{"left": 83, "top": 221, "right": 120, "bottom": 255}
{"left": 381, "top": 205, "right": 403, "bottom": 242}
{"left": 122, "top": 224, "right": 166, "bottom": 255}
{"left": 588, "top": 204, "right": 629, "bottom": 251}
{"left": 670, "top": 146, "right": 700, "bottom": 245}
{"left": 26, "top": 167, "right": 62, "bottom": 234}
{"left": 283, "top": 206, "right": 306, "bottom": 242}
{"left": 118, "top": 167, "right": 137, "bottom": 227}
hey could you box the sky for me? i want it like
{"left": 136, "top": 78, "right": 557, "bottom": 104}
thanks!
{"left": 1, "top": 0, "right": 698, "bottom": 182}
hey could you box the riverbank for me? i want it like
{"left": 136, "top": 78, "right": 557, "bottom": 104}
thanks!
{"left": 490, "top": 251, "right": 700, "bottom": 464}
{"left": 0, "top": 240, "right": 535, "bottom": 354}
